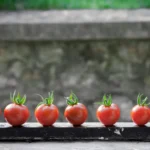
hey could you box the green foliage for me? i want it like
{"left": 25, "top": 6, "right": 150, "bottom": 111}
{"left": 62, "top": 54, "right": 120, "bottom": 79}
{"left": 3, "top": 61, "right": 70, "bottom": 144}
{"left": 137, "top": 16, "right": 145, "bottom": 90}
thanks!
{"left": 10, "top": 90, "right": 26, "bottom": 105}
{"left": 0, "top": 0, "right": 150, "bottom": 10}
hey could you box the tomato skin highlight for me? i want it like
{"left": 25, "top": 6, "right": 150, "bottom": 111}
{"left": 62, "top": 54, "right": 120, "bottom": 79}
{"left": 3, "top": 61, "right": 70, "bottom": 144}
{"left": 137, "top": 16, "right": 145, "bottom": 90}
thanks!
{"left": 131, "top": 105, "right": 150, "bottom": 125}
{"left": 96, "top": 103, "right": 120, "bottom": 126}
{"left": 4, "top": 103, "right": 30, "bottom": 126}
{"left": 64, "top": 103, "right": 88, "bottom": 126}
{"left": 35, "top": 104, "right": 59, "bottom": 126}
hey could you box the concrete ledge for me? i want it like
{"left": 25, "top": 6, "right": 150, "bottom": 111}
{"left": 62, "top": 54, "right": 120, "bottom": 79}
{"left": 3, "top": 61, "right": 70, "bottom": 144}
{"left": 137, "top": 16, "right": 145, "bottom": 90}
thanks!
{"left": 0, "top": 122, "right": 150, "bottom": 141}
{"left": 0, "top": 10, "right": 150, "bottom": 41}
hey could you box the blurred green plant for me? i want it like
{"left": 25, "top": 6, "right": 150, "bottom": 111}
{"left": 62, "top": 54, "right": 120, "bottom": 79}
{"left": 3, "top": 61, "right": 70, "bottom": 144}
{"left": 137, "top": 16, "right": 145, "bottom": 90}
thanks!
{"left": 0, "top": 0, "right": 150, "bottom": 10}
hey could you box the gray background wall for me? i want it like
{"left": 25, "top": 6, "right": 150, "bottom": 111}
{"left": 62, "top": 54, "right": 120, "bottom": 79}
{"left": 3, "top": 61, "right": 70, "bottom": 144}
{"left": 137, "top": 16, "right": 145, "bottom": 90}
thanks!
{"left": 0, "top": 40, "right": 150, "bottom": 122}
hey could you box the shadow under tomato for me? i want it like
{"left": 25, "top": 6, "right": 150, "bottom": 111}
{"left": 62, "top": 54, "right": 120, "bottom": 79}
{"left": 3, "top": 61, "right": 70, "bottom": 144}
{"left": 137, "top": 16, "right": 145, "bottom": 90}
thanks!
{"left": 133, "top": 125, "right": 147, "bottom": 127}
{"left": 73, "top": 125, "right": 83, "bottom": 127}
{"left": 12, "top": 125, "right": 23, "bottom": 128}
{"left": 42, "top": 125, "right": 55, "bottom": 128}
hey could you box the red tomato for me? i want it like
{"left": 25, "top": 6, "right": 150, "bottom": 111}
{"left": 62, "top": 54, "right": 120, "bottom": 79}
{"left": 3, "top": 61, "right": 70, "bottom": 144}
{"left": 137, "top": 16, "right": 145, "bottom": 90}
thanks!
{"left": 4, "top": 103, "right": 29, "bottom": 126}
{"left": 96, "top": 95, "right": 120, "bottom": 126}
{"left": 4, "top": 91, "right": 29, "bottom": 126}
{"left": 35, "top": 92, "right": 59, "bottom": 126}
{"left": 97, "top": 103, "right": 120, "bottom": 126}
{"left": 64, "top": 92, "right": 88, "bottom": 126}
{"left": 131, "top": 94, "right": 150, "bottom": 126}
{"left": 149, "top": 108, "right": 150, "bottom": 121}
{"left": 35, "top": 104, "right": 59, "bottom": 126}
{"left": 131, "top": 105, "right": 149, "bottom": 125}
{"left": 64, "top": 103, "right": 88, "bottom": 126}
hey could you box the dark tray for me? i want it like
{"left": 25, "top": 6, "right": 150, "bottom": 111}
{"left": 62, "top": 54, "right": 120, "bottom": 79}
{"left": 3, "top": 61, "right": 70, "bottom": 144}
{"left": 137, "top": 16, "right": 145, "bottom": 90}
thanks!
{"left": 0, "top": 122, "right": 149, "bottom": 141}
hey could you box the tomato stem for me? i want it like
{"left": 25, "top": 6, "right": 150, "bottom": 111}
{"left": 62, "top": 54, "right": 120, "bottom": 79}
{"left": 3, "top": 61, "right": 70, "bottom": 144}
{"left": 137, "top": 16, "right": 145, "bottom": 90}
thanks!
{"left": 10, "top": 90, "right": 26, "bottom": 105}
{"left": 36, "top": 91, "right": 54, "bottom": 107}
{"left": 137, "top": 94, "right": 149, "bottom": 106}
{"left": 96, "top": 94, "right": 112, "bottom": 107}
{"left": 65, "top": 92, "right": 79, "bottom": 106}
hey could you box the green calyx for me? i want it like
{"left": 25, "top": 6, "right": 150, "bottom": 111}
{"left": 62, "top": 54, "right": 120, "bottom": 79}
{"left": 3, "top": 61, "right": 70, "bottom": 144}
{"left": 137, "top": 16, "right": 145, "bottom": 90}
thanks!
{"left": 96, "top": 94, "right": 112, "bottom": 107}
{"left": 66, "top": 92, "right": 79, "bottom": 106}
{"left": 137, "top": 94, "right": 149, "bottom": 106}
{"left": 10, "top": 90, "right": 26, "bottom": 105}
{"left": 37, "top": 92, "right": 54, "bottom": 107}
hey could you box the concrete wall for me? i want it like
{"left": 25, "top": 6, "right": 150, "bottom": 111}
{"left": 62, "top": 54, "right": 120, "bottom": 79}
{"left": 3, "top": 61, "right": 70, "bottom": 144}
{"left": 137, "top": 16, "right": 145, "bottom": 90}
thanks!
{"left": 0, "top": 40, "right": 150, "bottom": 122}
{"left": 0, "top": 10, "right": 150, "bottom": 122}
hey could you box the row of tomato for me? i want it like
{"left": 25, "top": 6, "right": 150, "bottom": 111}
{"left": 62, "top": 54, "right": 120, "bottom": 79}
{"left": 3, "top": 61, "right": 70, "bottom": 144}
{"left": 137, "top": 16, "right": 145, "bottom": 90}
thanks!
{"left": 2, "top": 91, "right": 150, "bottom": 126}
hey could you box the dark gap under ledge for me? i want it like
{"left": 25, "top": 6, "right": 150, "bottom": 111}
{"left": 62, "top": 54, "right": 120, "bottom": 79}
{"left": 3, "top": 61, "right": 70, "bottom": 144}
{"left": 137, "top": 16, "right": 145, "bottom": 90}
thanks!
{"left": 0, "top": 122, "right": 149, "bottom": 141}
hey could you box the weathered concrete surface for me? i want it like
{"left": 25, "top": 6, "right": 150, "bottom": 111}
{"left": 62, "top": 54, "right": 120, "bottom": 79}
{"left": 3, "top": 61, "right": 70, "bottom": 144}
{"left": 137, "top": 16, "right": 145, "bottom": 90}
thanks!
{"left": 0, "top": 142, "right": 150, "bottom": 150}
{"left": 1, "top": 9, "right": 150, "bottom": 23}
{"left": 1, "top": 10, "right": 150, "bottom": 40}
{"left": 0, "top": 40, "right": 150, "bottom": 122}
{"left": 0, "top": 10, "right": 150, "bottom": 122}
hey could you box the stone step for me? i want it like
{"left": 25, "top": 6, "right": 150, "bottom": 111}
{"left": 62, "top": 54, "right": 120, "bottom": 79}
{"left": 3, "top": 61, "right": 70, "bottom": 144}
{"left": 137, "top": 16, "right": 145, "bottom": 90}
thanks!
{"left": 0, "top": 10, "right": 150, "bottom": 41}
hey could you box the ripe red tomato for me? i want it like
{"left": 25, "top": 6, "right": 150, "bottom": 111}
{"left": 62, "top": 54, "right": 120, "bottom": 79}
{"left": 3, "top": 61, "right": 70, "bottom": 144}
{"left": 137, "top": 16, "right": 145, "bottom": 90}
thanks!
{"left": 35, "top": 92, "right": 59, "bottom": 126}
{"left": 131, "top": 94, "right": 150, "bottom": 125}
{"left": 4, "top": 91, "right": 30, "bottom": 126}
{"left": 64, "top": 92, "right": 88, "bottom": 126}
{"left": 96, "top": 95, "right": 120, "bottom": 126}
{"left": 149, "top": 108, "right": 150, "bottom": 120}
